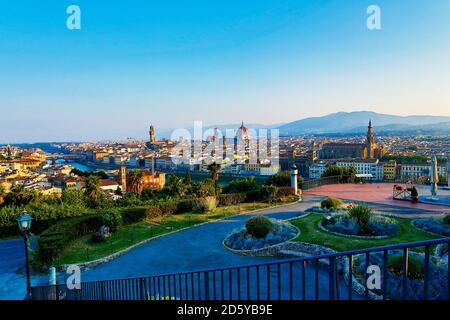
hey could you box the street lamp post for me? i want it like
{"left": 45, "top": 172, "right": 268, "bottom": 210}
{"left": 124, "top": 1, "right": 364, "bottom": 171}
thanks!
{"left": 17, "top": 210, "right": 33, "bottom": 299}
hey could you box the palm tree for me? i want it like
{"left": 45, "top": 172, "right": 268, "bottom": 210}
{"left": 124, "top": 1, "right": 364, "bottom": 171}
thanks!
{"left": 128, "top": 170, "right": 145, "bottom": 196}
{"left": 84, "top": 175, "right": 102, "bottom": 207}
{"left": 208, "top": 162, "right": 221, "bottom": 196}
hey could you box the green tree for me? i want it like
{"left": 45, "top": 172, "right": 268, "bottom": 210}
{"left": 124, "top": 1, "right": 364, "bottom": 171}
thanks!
{"left": 207, "top": 162, "right": 221, "bottom": 196}
{"left": 322, "top": 165, "right": 356, "bottom": 183}
{"left": 261, "top": 185, "right": 277, "bottom": 203}
{"left": 265, "top": 170, "right": 305, "bottom": 187}
{"left": 4, "top": 184, "right": 35, "bottom": 207}
{"left": 194, "top": 179, "right": 217, "bottom": 198}
{"left": 127, "top": 170, "right": 145, "bottom": 196}
{"left": 164, "top": 174, "right": 189, "bottom": 198}
{"left": 61, "top": 189, "right": 85, "bottom": 207}
{"left": 224, "top": 177, "right": 261, "bottom": 194}
{"left": 84, "top": 176, "right": 104, "bottom": 208}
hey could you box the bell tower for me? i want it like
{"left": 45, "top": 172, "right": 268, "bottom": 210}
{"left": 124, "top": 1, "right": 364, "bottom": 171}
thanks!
{"left": 149, "top": 125, "right": 156, "bottom": 144}
{"left": 366, "top": 120, "right": 374, "bottom": 159}
{"left": 119, "top": 166, "right": 127, "bottom": 192}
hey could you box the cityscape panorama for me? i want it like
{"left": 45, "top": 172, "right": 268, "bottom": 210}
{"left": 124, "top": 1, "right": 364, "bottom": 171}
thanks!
{"left": 1, "top": 0, "right": 450, "bottom": 315}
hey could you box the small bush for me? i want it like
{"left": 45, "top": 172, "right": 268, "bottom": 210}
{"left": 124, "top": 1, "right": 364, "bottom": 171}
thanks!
{"left": 245, "top": 216, "right": 273, "bottom": 238}
{"left": 414, "top": 217, "right": 450, "bottom": 237}
{"left": 91, "top": 232, "right": 107, "bottom": 243}
{"left": 321, "top": 197, "right": 343, "bottom": 209}
{"left": 275, "top": 187, "right": 294, "bottom": 198}
{"left": 158, "top": 201, "right": 179, "bottom": 216}
{"left": 121, "top": 207, "right": 147, "bottom": 224}
{"left": 225, "top": 220, "right": 297, "bottom": 250}
{"left": 443, "top": 215, "right": 450, "bottom": 226}
{"left": 218, "top": 193, "right": 247, "bottom": 206}
{"left": 193, "top": 196, "right": 217, "bottom": 213}
{"left": 100, "top": 210, "right": 123, "bottom": 232}
{"left": 348, "top": 205, "right": 372, "bottom": 231}
{"left": 177, "top": 199, "right": 194, "bottom": 213}
{"left": 388, "top": 255, "right": 424, "bottom": 280}
{"left": 145, "top": 205, "right": 163, "bottom": 218}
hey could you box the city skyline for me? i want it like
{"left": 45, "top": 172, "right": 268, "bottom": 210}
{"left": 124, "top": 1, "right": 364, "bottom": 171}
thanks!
{"left": 1, "top": 0, "right": 450, "bottom": 142}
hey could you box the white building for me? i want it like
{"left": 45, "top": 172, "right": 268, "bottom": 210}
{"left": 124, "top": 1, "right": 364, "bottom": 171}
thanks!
{"left": 336, "top": 159, "right": 381, "bottom": 181}
{"left": 400, "top": 163, "right": 447, "bottom": 181}
{"left": 309, "top": 162, "right": 328, "bottom": 179}
{"left": 260, "top": 164, "right": 281, "bottom": 176}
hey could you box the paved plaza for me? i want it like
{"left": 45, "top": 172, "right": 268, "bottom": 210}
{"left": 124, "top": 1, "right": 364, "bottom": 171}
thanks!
{"left": 305, "top": 183, "right": 450, "bottom": 214}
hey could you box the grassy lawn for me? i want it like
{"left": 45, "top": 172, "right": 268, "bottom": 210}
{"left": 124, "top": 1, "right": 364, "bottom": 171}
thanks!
{"left": 290, "top": 214, "right": 442, "bottom": 252}
{"left": 58, "top": 202, "right": 281, "bottom": 265}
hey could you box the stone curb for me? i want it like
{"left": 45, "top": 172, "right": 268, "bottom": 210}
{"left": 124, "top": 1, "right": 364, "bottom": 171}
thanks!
{"left": 410, "top": 219, "right": 450, "bottom": 238}
{"left": 317, "top": 220, "right": 392, "bottom": 240}
{"left": 221, "top": 222, "right": 302, "bottom": 256}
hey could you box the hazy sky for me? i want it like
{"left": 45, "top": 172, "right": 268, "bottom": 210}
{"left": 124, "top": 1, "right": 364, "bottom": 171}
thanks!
{"left": 1, "top": 0, "right": 450, "bottom": 143}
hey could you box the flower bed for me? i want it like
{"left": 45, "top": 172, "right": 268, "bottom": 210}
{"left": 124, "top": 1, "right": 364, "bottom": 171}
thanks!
{"left": 224, "top": 220, "right": 299, "bottom": 251}
{"left": 413, "top": 217, "right": 450, "bottom": 237}
{"left": 352, "top": 250, "right": 449, "bottom": 300}
{"left": 321, "top": 212, "right": 399, "bottom": 237}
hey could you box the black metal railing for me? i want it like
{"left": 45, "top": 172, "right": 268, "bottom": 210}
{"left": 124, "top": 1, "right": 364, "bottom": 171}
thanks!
{"left": 31, "top": 238, "right": 450, "bottom": 301}
{"left": 300, "top": 176, "right": 343, "bottom": 191}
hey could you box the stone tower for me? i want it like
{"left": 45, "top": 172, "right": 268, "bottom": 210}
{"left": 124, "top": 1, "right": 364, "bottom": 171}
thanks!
{"left": 222, "top": 135, "right": 227, "bottom": 160}
{"left": 149, "top": 125, "right": 156, "bottom": 144}
{"left": 366, "top": 120, "right": 374, "bottom": 159}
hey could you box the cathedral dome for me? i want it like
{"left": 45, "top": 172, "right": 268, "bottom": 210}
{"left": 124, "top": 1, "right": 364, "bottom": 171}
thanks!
{"left": 236, "top": 121, "right": 251, "bottom": 140}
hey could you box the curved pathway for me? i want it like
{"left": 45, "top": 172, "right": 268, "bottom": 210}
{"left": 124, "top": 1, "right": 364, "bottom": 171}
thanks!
{"left": 80, "top": 197, "right": 322, "bottom": 282}
{"left": 2, "top": 195, "right": 357, "bottom": 300}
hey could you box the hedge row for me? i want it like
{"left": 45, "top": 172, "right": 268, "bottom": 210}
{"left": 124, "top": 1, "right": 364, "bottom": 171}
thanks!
{"left": 37, "top": 215, "right": 103, "bottom": 264}
{"left": 33, "top": 188, "right": 295, "bottom": 264}
{"left": 0, "top": 219, "right": 58, "bottom": 239}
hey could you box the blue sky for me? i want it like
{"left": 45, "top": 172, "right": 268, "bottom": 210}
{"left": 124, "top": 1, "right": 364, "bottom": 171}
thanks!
{"left": 0, "top": 0, "right": 449, "bottom": 142}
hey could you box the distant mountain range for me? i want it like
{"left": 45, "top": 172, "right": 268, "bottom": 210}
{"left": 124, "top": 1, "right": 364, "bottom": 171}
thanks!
{"left": 154, "top": 111, "right": 450, "bottom": 139}
{"left": 277, "top": 111, "right": 450, "bottom": 136}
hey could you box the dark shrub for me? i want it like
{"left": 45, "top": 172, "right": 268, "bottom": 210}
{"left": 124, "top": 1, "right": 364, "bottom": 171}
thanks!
{"left": 145, "top": 205, "right": 163, "bottom": 218}
{"left": 245, "top": 215, "right": 273, "bottom": 238}
{"left": 100, "top": 210, "right": 123, "bottom": 232}
{"left": 159, "top": 201, "right": 179, "bottom": 216}
{"left": 388, "top": 255, "right": 424, "bottom": 280}
{"left": 37, "top": 215, "right": 103, "bottom": 264}
{"left": 177, "top": 199, "right": 194, "bottom": 213}
{"left": 224, "top": 177, "right": 261, "bottom": 194}
{"left": 91, "top": 232, "right": 106, "bottom": 243}
{"left": 264, "top": 171, "right": 291, "bottom": 187}
{"left": 91, "top": 225, "right": 110, "bottom": 243}
{"left": 275, "top": 187, "right": 294, "bottom": 198}
{"left": 348, "top": 205, "right": 372, "bottom": 231}
{"left": 121, "top": 207, "right": 147, "bottom": 224}
{"left": 192, "top": 197, "right": 217, "bottom": 213}
{"left": 218, "top": 193, "right": 247, "bottom": 206}
{"left": 245, "top": 188, "right": 264, "bottom": 202}
{"left": 260, "top": 185, "right": 278, "bottom": 203}
{"left": 320, "top": 197, "right": 343, "bottom": 209}
{"left": 443, "top": 215, "right": 450, "bottom": 226}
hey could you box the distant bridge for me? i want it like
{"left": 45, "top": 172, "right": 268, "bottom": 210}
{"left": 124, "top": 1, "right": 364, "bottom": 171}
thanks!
{"left": 46, "top": 154, "right": 85, "bottom": 161}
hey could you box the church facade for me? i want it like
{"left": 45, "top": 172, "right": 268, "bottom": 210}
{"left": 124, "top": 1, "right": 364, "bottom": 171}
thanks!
{"left": 319, "top": 121, "right": 384, "bottom": 160}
